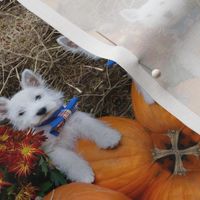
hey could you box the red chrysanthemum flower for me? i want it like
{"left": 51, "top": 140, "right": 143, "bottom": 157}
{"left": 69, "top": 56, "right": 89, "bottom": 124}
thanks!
{"left": 0, "top": 148, "right": 8, "bottom": 165}
{"left": 15, "top": 140, "right": 45, "bottom": 162}
{"left": 7, "top": 130, "right": 46, "bottom": 177}
{"left": 0, "top": 127, "right": 47, "bottom": 177}
{"left": 0, "top": 127, "right": 14, "bottom": 165}
{"left": 0, "top": 126, "right": 13, "bottom": 146}
{"left": 0, "top": 139, "right": 17, "bottom": 166}
{"left": 0, "top": 143, "right": 7, "bottom": 152}
{"left": 23, "top": 129, "right": 47, "bottom": 146}
{"left": 0, "top": 126, "right": 23, "bottom": 153}
{"left": 0, "top": 172, "right": 12, "bottom": 188}
{"left": 14, "top": 129, "right": 46, "bottom": 162}
{"left": 15, "top": 183, "right": 37, "bottom": 200}
{"left": 8, "top": 159, "right": 33, "bottom": 177}
{"left": 0, "top": 130, "right": 10, "bottom": 142}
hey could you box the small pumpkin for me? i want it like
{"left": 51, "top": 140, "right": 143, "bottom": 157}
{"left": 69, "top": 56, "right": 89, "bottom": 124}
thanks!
{"left": 131, "top": 83, "right": 183, "bottom": 133}
{"left": 44, "top": 183, "right": 131, "bottom": 200}
{"left": 77, "top": 117, "right": 161, "bottom": 198}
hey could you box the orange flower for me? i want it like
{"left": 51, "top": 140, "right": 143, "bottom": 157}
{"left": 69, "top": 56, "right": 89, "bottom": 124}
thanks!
{"left": 0, "top": 150, "right": 7, "bottom": 165}
{"left": 8, "top": 159, "right": 33, "bottom": 177}
{"left": 0, "top": 130, "right": 9, "bottom": 142}
{"left": 0, "top": 143, "right": 7, "bottom": 151}
{"left": 15, "top": 140, "right": 44, "bottom": 162}
{"left": 0, "top": 127, "right": 12, "bottom": 152}
{"left": 0, "top": 127, "right": 46, "bottom": 177}
{"left": 23, "top": 130, "right": 47, "bottom": 146}
{"left": 0, "top": 172, "right": 11, "bottom": 188}
{"left": 15, "top": 183, "right": 37, "bottom": 200}
{"left": 0, "top": 126, "right": 21, "bottom": 155}
{"left": 8, "top": 132, "right": 46, "bottom": 177}
{"left": 0, "top": 127, "right": 14, "bottom": 164}
{"left": 0, "top": 140, "right": 15, "bottom": 166}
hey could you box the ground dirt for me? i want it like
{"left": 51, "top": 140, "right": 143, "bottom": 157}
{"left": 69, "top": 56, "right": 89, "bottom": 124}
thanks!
{"left": 0, "top": 0, "right": 133, "bottom": 119}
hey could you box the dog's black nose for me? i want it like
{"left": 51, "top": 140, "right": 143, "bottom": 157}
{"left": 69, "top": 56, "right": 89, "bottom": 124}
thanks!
{"left": 36, "top": 107, "right": 47, "bottom": 116}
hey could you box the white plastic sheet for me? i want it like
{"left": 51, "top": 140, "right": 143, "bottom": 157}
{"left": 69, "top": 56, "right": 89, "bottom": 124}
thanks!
{"left": 18, "top": 0, "right": 200, "bottom": 133}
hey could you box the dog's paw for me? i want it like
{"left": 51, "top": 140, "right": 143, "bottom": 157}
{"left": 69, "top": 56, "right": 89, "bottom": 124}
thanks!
{"left": 96, "top": 129, "right": 121, "bottom": 149}
{"left": 76, "top": 169, "right": 95, "bottom": 183}
{"left": 68, "top": 161, "right": 95, "bottom": 183}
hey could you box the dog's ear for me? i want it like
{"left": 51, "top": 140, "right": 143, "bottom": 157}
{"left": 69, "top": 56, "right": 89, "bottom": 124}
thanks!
{"left": 0, "top": 97, "right": 9, "bottom": 120}
{"left": 21, "top": 69, "right": 44, "bottom": 88}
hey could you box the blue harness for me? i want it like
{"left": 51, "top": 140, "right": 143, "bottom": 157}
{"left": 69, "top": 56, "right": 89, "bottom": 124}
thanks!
{"left": 38, "top": 97, "right": 79, "bottom": 136}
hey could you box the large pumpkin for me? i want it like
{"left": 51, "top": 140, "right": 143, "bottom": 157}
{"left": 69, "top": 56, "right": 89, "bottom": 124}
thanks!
{"left": 131, "top": 83, "right": 184, "bottom": 133}
{"left": 142, "top": 127, "right": 200, "bottom": 200}
{"left": 76, "top": 117, "right": 161, "bottom": 198}
{"left": 44, "top": 183, "right": 131, "bottom": 200}
{"left": 141, "top": 171, "right": 200, "bottom": 200}
{"left": 77, "top": 117, "right": 200, "bottom": 199}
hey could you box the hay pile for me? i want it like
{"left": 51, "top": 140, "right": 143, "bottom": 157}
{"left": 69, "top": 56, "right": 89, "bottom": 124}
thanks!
{"left": 0, "top": 0, "right": 133, "bottom": 118}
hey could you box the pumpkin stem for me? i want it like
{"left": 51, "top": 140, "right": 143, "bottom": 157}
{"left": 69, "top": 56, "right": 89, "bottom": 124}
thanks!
{"left": 152, "top": 130, "right": 200, "bottom": 175}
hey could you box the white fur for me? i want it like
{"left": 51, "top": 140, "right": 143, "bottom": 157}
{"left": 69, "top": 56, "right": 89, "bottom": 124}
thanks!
{"left": 135, "top": 83, "right": 155, "bottom": 104}
{"left": 120, "top": 0, "right": 186, "bottom": 28}
{"left": 0, "top": 69, "right": 121, "bottom": 183}
{"left": 57, "top": 36, "right": 100, "bottom": 60}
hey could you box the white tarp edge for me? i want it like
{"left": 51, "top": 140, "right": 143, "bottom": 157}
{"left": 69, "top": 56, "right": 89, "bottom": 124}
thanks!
{"left": 17, "top": 0, "right": 200, "bottom": 133}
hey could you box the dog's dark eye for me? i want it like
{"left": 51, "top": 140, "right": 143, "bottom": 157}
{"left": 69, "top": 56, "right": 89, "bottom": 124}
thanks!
{"left": 19, "top": 111, "right": 25, "bottom": 116}
{"left": 35, "top": 95, "right": 42, "bottom": 101}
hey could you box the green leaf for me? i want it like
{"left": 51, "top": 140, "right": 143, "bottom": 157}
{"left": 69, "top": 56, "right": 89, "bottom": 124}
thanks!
{"left": 39, "top": 181, "right": 53, "bottom": 196}
{"left": 38, "top": 156, "right": 44, "bottom": 165}
{"left": 7, "top": 185, "right": 16, "bottom": 195}
{"left": 39, "top": 156, "right": 48, "bottom": 176}
{"left": 50, "top": 170, "right": 67, "bottom": 186}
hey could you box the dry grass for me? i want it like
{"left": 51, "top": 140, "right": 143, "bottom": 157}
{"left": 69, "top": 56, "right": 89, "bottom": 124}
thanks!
{"left": 0, "top": 0, "right": 133, "bottom": 118}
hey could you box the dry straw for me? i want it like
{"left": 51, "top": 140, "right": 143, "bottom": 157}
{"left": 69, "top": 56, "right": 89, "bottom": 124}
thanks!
{"left": 0, "top": 0, "right": 132, "bottom": 118}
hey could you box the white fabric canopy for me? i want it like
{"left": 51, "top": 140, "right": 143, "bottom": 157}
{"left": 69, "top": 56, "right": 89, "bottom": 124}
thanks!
{"left": 18, "top": 0, "right": 200, "bottom": 133}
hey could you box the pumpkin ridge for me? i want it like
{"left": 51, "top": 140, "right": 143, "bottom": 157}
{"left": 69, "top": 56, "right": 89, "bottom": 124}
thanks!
{"left": 44, "top": 183, "right": 132, "bottom": 200}
{"left": 97, "top": 162, "right": 159, "bottom": 187}
{"left": 87, "top": 150, "right": 153, "bottom": 163}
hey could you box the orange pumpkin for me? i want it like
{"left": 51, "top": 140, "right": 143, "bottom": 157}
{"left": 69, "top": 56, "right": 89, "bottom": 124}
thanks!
{"left": 131, "top": 83, "right": 184, "bottom": 133}
{"left": 141, "top": 171, "right": 200, "bottom": 200}
{"left": 44, "top": 183, "right": 131, "bottom": 200}
{"left": 141, "top": 127, "right": 200, "bottom": 200}
{"left": 77, "top": 117, "right": 161, "bottom": 198}
{"left": 77, "top": 117, "right": 200, "bottom": 199}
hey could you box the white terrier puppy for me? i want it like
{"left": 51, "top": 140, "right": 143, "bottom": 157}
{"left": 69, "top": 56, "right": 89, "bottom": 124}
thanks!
{"left": 0, "top": 69, "right": 121, "bottom": 183}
